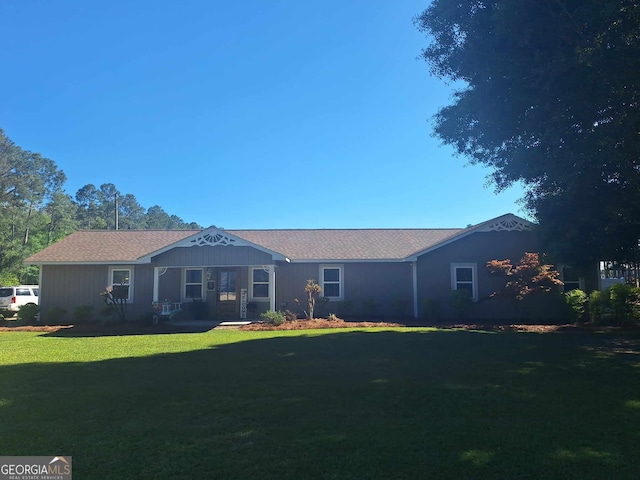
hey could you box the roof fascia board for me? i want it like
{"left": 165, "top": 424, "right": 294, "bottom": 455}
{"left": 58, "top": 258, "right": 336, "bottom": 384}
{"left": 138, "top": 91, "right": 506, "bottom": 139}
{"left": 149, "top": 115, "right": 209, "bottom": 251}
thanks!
{"left": 405, "top": 214, "right": 534, "bottom": 261}
{"left": 25, "top": 261, "right": 138, "bottom": 266}
{"left": 137, "top": 227, "right": 289, "bottom": 263}
{"left": 288, "top": 258, "right": 407, "bottom": 263}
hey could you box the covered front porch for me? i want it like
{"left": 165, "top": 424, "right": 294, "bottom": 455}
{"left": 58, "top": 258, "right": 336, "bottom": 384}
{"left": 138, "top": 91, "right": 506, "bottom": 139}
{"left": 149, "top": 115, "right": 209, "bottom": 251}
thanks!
{"left": 150, "top": 264, "right": 278, "bottom": 321}
{"left": 140, "top": 227, "right": 289, "bottom": 321}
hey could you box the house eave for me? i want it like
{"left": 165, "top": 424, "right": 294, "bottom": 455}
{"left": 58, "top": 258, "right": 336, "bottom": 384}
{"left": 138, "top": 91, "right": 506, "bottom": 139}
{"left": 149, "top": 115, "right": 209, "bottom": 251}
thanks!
{"left": 25, "top": 260, "right": 140, "bottom": 266}
{"left": 288, "top": 258, "right": 407, "bottom": 263}
{"left": 406, "top": 213, "right": 534, "bottom": 260}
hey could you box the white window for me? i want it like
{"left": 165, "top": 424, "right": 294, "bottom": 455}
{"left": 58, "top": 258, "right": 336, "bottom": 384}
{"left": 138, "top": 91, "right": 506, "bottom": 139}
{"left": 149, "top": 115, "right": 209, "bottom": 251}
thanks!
{"left": 320, "top": 265, "right": 343, "bottom": 300}
{"left": 451, "top": 263, "right": 478, "bottom": 301}
{"left": 109, "top": 267, "right": 133, "bottom": 302}
{"left": 250, "top": 268, "right": 270, "bottom": 301}
{"left": 561, "top": 266, "right": 582, "bottom": 292}
{"left": 184, "top": 268, "right": 203, "bottom": 300}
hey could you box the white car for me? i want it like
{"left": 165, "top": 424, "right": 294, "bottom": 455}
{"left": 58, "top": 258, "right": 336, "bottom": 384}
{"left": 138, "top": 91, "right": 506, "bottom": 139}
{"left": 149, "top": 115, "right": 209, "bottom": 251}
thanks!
{"left": 0, "top": 285, "right": 39, "bottom": 318}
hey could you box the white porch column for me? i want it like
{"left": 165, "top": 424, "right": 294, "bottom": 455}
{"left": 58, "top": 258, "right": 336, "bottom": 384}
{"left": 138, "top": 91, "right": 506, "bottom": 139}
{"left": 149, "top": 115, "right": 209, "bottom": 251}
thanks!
{"left": 153, "top": 267, "right": 160, "bottom": 302}
{"left": 412, "top": 262, "right": 418, "bottom": 319}
{"left": 269, "top": 265, "right": 276, "bottom": 312}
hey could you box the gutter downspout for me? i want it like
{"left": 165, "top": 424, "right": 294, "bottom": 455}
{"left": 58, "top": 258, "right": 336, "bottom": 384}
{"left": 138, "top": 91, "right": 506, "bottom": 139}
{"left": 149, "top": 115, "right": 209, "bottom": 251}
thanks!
{"left": 412, "top": 262, "right": 418, "bottom": 319}
{"left": 269, "top": 266, "right": 276, "bottom": 312}
{"left": 153, "top": 267, "right": 160, "bottom": 302}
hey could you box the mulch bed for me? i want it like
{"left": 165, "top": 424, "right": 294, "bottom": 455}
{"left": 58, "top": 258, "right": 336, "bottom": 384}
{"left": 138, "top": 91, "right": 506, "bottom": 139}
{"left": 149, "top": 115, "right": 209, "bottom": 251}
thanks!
{"left": 1, "top": 320, "right": 637, "bottom": 334}
{"left": 241, "top": 318, "right": 406, "bottom": 331}
{"left": 0, "top": 323, "right": 182, "bottom": 335}
{"left": 0, "top": 325, "right": 74, "bottom": 333}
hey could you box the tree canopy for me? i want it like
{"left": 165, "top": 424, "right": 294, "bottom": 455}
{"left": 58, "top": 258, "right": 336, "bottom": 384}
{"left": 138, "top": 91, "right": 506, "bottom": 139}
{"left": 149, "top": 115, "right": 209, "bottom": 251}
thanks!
{"left": 0, "top": 129, "right": 201, "bottom": 284}
{"left": 415, "top": 1, "right": 640, "bottom": 268}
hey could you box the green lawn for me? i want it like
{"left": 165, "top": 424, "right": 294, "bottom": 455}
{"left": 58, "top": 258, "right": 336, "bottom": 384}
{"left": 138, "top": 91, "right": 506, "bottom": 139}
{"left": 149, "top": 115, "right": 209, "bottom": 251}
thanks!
{"left": 1, "top": 327, "right": 639, "bottom": 479}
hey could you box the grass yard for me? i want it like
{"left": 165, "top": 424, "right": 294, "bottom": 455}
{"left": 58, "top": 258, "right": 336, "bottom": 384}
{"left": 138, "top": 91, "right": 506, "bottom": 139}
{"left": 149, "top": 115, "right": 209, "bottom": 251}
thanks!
{"left": 1, "top": 327, "right": 639, "bottom": 479}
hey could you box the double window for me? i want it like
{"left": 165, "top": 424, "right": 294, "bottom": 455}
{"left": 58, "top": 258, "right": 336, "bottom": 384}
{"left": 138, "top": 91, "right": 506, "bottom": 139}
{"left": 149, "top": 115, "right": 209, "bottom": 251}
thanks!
{"left": 250, "top": 268, "right": 270, "bottom": 301}
{"left": 320, "top": 265, "right": 343, "bottom": 300}
{"left": 451, "top": 263, "right": 477, "bottom": 301}
{"left": 109, "top": 267, "right": 133, "bottom": 302}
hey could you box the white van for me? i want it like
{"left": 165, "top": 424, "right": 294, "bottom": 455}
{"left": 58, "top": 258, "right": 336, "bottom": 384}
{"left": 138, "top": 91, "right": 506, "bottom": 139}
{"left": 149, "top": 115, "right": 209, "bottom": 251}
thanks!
{"left": 0, "top": 285, "right": 39, "bottom": 317}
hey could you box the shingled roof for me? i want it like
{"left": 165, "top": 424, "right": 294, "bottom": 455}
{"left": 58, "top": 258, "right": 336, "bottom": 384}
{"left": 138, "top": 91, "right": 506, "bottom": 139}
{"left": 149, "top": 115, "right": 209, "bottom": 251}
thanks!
{"left": 25, "top": 227, "right": 465, "bottom": 264}
{"left": 227, "top": 229, "right": 463, "bottom": 261}
{"left": 25, "top": 230, "right": 196, "bottom": 263}
{"left": 25, "top": 214, "right": 533, "bottom": 265}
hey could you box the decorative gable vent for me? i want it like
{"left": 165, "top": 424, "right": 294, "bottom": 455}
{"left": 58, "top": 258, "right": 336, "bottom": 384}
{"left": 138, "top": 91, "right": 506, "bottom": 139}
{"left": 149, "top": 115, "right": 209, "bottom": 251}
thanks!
{"left": 185, "top": 232, "right": 249, "bottom": 247}
{"left": 477, "top": 216, "right": 532, "bottom": 232}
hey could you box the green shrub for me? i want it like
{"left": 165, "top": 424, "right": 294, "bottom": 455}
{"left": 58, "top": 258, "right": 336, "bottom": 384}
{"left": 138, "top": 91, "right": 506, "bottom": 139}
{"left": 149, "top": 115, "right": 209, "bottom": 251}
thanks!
{"left": 421, "top": 298, "right": 441, "bottom": 320}
{"left": 390, "top": 296, "right": 411, "bottom": 319}
{"left": 17, "top": 304, "right": 39, "bottom": 323}
{"left": 137, "top": 312, "right": 155, "bottom": 326}
{"left": 100, "top": 305, "right": 117, "bottom": 325}
{"left": 564, "top": 289, "right": 587, "bottom": 322}
{"left": 45, "top": 307, "right": 67, "bottom": 325}
{"left": 188, "top": 300, "right": 208, "bottom": 320}
{"left": 73, "top": 305, "right": 94, "bottom": 324}
{"left": 260, "top": 310, "right": 285, "bottom": 325}
{"left": 609, "top": 283, "right": 640, "bottom": 324}
{"left": 315, "top": 296, "right": 330, "bottom": 318}
{"left": 450, "top": 290, "right": 472, "bottom": 318}
{"left": 362, "top": 298, "right": 379, "bottom": 317}
{"left": 335, "top": 300, "right": 353, "bottom": 318}
{"left": 588, "top": 289, "right": 610, "bottom": 323}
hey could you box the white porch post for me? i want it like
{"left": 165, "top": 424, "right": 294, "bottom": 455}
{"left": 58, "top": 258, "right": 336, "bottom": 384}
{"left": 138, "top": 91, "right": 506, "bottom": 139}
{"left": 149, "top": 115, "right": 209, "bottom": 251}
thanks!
{"left": 412, "top": 262, "right": 418, "bottom": 319}
{"left": 269, "top": 265, "right": 276, "bottom": 312}
{"left": 153, "top": 267, "right": 160, "bottom": 302}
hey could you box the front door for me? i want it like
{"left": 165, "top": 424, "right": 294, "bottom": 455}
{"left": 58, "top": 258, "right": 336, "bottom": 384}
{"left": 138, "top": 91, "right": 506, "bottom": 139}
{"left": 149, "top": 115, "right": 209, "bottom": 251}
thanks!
{"left": 217, "top": 269, "right": 238, "bottom": 318}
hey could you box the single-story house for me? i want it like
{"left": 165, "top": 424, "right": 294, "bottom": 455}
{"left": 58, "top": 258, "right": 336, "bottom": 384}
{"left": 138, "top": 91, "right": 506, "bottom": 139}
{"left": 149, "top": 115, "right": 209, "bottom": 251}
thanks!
{"left": 24, "top": 213, "right": 596, "bottom": 322}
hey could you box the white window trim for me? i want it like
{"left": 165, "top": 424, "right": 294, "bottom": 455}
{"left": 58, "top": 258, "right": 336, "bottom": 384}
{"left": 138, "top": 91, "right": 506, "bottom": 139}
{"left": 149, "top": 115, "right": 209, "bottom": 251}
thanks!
{"left": 249, "top": 267, "right": 271, "bottom": 302}
{"left": 559, "top": 265, "right": 584, "bottom": 292}
{"left": 183, "top": 268, "right": 204, "bottom": 302}
{"left": 108, "top": 266, "right": 134, "bottom": 303}
{"left": 450, "top": 263, "right": 478, "bottom": 302}
{"left": 319, "top": 264, "right": 343, "bottom": 300}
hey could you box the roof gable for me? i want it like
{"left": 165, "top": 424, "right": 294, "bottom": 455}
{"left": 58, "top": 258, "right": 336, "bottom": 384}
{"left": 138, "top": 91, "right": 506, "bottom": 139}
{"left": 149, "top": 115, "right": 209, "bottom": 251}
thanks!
{"left": 405, "top": 213, "right": 534, "bottom": 260}
{"left": 138, "top": 227, "right": 288, "bottom": 262}
{"left": 24, "top": 213, "right": 532, "bottom": 265}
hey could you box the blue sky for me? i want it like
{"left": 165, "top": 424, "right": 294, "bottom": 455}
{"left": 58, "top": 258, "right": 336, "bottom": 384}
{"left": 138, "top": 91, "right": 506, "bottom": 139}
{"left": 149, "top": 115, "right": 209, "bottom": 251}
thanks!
{"left": 0, "top": 0, "right": 526, "bottom": 229}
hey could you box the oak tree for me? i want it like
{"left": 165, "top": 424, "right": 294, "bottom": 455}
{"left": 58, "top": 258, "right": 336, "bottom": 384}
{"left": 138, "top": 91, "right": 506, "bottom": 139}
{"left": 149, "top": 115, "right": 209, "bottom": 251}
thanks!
{"left": 416, "top": 1, "right": 640, "bottom": 268}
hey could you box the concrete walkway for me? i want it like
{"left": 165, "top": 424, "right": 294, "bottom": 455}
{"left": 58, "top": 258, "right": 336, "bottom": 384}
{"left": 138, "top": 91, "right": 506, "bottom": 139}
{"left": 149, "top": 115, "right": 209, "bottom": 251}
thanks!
{"left": 165, "top": 319, "right": 257, "bottom": 331}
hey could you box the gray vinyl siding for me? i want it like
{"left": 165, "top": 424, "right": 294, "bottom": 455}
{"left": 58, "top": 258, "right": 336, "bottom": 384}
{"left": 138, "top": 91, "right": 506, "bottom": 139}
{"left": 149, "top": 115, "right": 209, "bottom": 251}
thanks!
{"left": 133, "top": 264, "right": 154, "bottom": 318}
{"left": 274, "top": 262, "right": 412, "bottom": 318}
{"left": 344, "top": 263, "right": 413, "bottom": 317}
{"left": 41, "top": 265, "right": 109, "bottom": 320}
{"left": 274, "top": 263, "right": 318, "bottom": 312}
{"left": 153, "top": 245, "right": 273, "bottom": 267}
{"left": 416, "top": 230, "right": 541, "bottom": 319}
{"left": 40, "top": 264, "right": 157, "bottom": 322}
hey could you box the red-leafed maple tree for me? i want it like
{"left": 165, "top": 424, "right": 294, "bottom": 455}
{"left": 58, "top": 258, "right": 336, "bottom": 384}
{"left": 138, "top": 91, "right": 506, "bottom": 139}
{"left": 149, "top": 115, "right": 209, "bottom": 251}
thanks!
{"left": 486, "top": 253, "right": 563, "bottom": 301}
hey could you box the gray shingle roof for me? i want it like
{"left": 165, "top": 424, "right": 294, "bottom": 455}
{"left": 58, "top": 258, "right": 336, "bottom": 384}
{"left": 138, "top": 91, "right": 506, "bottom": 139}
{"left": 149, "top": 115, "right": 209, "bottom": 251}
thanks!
{"left": 25, "top": 227, "right": 465, "bottom": 263}
{"left": 227, "top": 229, "right": 464, "bottom": 260}
{"left": 25, "top": 230, "right": 196, "bottom": 263}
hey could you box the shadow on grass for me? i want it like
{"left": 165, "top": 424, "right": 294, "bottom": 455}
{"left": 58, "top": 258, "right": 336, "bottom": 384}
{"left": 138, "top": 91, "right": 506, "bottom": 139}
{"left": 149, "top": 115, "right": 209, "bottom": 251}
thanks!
{"left": 0, "top": 322, "right": 216, "bottom": 337}
{"left": 1, "top": 330, "right": 640, "bottom": 479}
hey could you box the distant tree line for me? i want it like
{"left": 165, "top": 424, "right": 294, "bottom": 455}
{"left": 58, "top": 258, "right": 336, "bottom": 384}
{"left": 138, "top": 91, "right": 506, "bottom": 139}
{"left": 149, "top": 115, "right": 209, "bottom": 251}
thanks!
{"left": 0, "top": 129, "right": 201, "bottom": 285}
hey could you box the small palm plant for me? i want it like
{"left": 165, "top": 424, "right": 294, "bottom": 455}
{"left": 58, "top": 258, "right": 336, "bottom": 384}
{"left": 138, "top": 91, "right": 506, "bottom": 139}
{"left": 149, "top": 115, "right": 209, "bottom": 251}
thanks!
{"left": 295, "top": 279, "right": 322, "bottom": 319}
